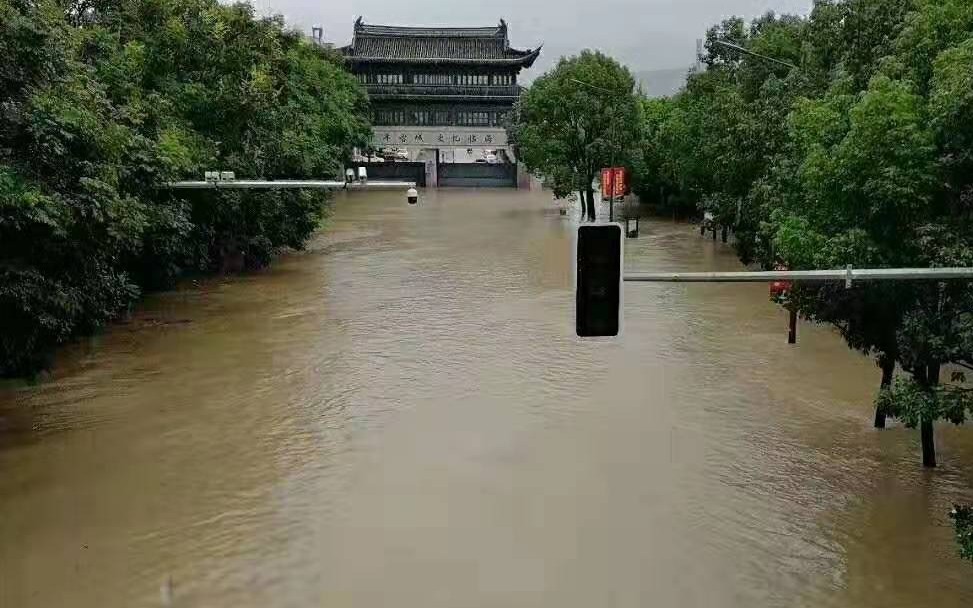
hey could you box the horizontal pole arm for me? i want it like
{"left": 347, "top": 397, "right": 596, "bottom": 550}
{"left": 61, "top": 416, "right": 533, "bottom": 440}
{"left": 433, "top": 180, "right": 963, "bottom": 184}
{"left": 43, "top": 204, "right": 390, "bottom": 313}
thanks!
{"left": 161, "top": 180, "right": 416, "bottom": 190}
{"left": 624, "top": 268, "right": 973, "bottom": 283}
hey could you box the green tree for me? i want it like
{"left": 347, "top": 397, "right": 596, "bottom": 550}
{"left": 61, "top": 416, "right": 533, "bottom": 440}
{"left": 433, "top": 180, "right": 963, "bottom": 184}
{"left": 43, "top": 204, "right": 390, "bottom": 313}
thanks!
{"left": 953, "top": 505, "right": 973, "bottom": 563}
{"left": 630, "top": 0, "right": 973, "bottom": 567}
{"left": 839, "top": 0, "right": 916, "bottom": 89}
{"left": 638, "top": 13, "right": 805, "bottom": 242}
{"left": 0, "top": 0, "right": 370, "bottom": 376}
{"left": 631, "top": 97, "right": 685, "bottom": 216}
{"left": 633, "top": 1, "right": 973, "bottom": 468}
{"left": 762, "top": 72, "right": 970, "bottom": 467}
{"left": 663, "top": 68, "right": 761, "bottom": 241}
{"left": 509, "top": 50, "right": 641, "bottom": 221}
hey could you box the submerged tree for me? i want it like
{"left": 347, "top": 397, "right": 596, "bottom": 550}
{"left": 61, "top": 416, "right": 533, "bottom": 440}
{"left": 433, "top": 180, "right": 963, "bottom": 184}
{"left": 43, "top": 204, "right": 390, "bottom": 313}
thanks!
{"left": 509, "top": 50, "right": 640, "bottom": 221}
{"left": 0, "top": 0, "right": 371, "bottom": 376}
{"left": 632, "top": 1, "right": 973, "bottom": 468}
{"left": 953, "top": 505, "right": 973, "bottom": 563}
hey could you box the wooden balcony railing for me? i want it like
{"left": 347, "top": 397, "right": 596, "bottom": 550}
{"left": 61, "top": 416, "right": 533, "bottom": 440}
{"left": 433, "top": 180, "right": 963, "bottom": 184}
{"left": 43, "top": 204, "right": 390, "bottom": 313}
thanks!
{"left": 364, "top": 84, "right": 523, "bottom": 100}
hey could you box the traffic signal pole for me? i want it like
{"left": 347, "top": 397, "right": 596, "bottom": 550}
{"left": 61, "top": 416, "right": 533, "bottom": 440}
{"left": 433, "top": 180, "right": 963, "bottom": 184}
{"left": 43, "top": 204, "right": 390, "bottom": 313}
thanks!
{"left": 622, "top": 267, "right": 973, "bottom": 284}
{"left": 576, "top": 225, "right": 973, "bottom": 338}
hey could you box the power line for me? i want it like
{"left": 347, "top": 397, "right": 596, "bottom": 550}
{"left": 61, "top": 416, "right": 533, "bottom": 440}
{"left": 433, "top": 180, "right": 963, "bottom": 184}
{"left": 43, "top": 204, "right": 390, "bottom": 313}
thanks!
{"left": 710, "top": 39, "right": 798, "bottom": 70}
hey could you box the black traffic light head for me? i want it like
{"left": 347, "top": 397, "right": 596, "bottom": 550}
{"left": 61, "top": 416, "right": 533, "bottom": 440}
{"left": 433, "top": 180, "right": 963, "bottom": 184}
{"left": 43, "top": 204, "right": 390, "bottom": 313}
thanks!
{"left": 576, "top": 224, "right": 623, "bottom": 337}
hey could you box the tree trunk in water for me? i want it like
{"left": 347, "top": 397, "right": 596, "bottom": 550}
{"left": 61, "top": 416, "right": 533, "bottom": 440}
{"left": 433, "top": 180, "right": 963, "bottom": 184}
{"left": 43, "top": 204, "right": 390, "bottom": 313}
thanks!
{"left": 712, "top": 227, "right": 717, "bottom": 241}
{"left": 874, "top": 356, "right": 894, "bottom": 429}
{"left": 700, "top": 224, "right": 706, "bottom": 236}
{"left": 721, "top": 225, "right": 729, "bottom": 243}
{"left": 920, "top": 363, "right": 940, "bottom": 468}
{"left": 585, "top": 186, "right": 596, "bottom": 222}
{"left": 921, "top": 418, "right": 936, "bottom": 468}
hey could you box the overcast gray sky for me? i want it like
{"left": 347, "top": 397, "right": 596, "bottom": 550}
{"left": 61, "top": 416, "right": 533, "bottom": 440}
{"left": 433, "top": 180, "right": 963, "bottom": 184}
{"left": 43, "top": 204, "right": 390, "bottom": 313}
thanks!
{"left": 257, "top": 0, "right": 813, "bottom": 77}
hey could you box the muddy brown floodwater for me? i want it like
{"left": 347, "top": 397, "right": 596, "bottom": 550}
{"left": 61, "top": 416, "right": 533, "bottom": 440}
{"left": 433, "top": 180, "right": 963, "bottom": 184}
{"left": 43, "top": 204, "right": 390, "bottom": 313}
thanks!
{"left": 1, "top": 189, "right": 972, "bottom": 607}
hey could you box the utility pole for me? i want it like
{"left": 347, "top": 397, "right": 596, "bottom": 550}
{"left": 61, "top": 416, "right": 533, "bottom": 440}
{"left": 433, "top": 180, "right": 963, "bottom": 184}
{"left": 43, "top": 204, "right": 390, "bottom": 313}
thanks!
{"left": 609, "top": 124, "right": 616, "bottom": 223}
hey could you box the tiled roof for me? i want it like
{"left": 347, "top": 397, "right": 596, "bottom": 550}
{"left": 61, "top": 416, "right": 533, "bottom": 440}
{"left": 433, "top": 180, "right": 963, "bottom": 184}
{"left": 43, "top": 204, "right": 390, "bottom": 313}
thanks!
{"left": 342, "top": 18, "right": 541, "bottom": 67}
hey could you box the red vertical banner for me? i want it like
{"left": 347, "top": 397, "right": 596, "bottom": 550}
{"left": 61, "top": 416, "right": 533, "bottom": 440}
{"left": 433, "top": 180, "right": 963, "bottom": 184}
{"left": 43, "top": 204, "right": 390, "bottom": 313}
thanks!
{"left": 612, "top": 167, "right": 627, "bottom": 197}
{"left": 601, "top": 168, "right": 614, "bottom": 198}
{"left": 602, "top": 167, "right": 628, "bottom": 198}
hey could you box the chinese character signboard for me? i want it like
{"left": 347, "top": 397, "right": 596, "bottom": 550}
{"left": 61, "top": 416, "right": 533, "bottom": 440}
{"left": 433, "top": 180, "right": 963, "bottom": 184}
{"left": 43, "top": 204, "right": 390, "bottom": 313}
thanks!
{"left": 372, "top": 128, "right": 507, "bottom": 149}
{"left": 601, "top": 167, "right": 628, "bottom": 198}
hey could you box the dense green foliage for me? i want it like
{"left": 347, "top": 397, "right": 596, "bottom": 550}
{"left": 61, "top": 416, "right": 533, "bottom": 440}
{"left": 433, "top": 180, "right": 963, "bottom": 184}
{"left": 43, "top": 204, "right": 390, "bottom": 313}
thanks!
{"left": 953, "top": 505, "right": 973, "bottom": 563}
{"left": 633, "top": 0, "right": 973, "bottom": 468}
{"left": 509, "top": 50, "right": 641, "bottom": 220}
{"left": 0, "top": 0, "right": 370, "bottom": 376}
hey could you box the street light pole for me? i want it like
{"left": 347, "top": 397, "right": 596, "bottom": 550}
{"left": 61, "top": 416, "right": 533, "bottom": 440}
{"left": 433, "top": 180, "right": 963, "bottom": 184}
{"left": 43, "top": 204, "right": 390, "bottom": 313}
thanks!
{"left": 609, "top": 122, "right": 616, "bottom": 223}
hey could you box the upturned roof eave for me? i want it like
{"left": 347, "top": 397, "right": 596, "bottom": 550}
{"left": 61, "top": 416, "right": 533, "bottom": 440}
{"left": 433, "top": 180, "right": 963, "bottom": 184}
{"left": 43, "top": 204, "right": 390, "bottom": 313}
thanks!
{"left": 342, "top": 47, "right": 541, "bottom": 68}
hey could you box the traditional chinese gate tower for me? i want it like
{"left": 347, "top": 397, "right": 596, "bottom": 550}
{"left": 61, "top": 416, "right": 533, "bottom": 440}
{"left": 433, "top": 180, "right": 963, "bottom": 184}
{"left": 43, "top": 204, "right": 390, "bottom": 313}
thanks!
{"left": 340, "top": 18, "right": 541, "bottom": 187}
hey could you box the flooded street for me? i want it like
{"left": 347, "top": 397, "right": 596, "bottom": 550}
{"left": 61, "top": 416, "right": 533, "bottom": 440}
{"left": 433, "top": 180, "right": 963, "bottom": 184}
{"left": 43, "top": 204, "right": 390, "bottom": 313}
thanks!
{"left": 2, "top": 189, "right": 972, "bottom": 607}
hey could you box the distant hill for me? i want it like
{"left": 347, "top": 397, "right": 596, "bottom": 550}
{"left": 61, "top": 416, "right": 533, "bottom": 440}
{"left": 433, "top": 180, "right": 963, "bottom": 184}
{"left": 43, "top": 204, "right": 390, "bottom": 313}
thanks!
{"left": 635, "top": 67, "right": 692, "bottom": 98}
